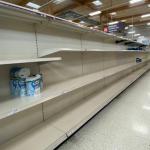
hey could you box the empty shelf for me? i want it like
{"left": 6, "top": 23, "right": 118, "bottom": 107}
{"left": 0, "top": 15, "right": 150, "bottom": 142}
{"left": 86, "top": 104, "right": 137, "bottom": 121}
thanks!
{"left": 51, "top": 66, "right": 148, "bottom": 136}
{"left": 0, "top": 120, "right": 67, "bottom": 150}
{"left": 0, "top": 67, "right": 148, "bottom": 150}
{"left": 0, "top": 57, "right": 62, "bottom": 65}
{"left": 0, "top": 60, "right": 148, "bottom": 120}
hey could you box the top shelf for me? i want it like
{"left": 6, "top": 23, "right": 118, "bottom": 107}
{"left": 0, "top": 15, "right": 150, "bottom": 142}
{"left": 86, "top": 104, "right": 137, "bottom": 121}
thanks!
{"left": 0, "top": 1, "right": 148, "bottom": 47}
{"left": 116, "top": 39, "right": 147, "bottom": 47}
{"left": 0, "top": 57, "right": 62, "bottom": 65}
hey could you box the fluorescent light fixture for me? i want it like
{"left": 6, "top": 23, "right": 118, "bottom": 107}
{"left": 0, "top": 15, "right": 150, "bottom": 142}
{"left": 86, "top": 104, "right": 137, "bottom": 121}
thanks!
{"left": 89, "top": 11, "right": 101, "bottom": 16}
{"left": 125, "top": 26, "right": 129, "bottom": 30}
{"left": 129, "top": 24, "right": 134, "bottom": 27}
{"left": 93, "top": 26, "right": 99, "bottom": 29}
{"left": 108, "top": 21, "right": 119, "bottom": 25}
{"left": 128, "top": 31, "right": 135, "bottom": 34}
{"left": 141, "top": 14, "right": 150, "bottom": 18}
{"left": 121, "top": 20, "right": 126, "bottom": 22}
{"left": 26, "top": 2, "right": 40, "bottom": 9}
{"left": 80, "top": 21, "right": 85, "bottom": 24}
{"left": 110, "top": 12, "right": 117, "bottom": 16}
{"left": 134, "top": 33, "right": 141, "bottom": 37}
{"left": 53, "top": 0, "right": 66, "bottom": 4}
{"left": 129, "top": 0, "right": 143, "bottom": 4}
{"left": 147, "top": 22, "right": 150, "bottom": 25}
{"left": 92, "top": 0, "right": 103, "bottom": 6}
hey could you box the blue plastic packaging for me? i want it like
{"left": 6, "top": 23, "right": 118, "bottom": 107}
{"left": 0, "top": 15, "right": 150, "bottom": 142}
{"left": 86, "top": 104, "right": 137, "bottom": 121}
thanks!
{"left": 10, "top": 79, "right": 19, "bottom": 96}
{"left": 18, "top": 79, "right": 26, "bottom": 97}
{"left": 26, "top": 74, "right": 41, "bottom": 96}
{"left": 10, "top": 67, "right": 21, "bottom": 78}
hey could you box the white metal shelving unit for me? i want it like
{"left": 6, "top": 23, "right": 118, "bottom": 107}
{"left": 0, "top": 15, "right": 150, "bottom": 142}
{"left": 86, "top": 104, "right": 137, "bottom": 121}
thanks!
{"left": 0, "top": 1, "right": 150, "bottom": 150}
{"left": 0, "top": 65, "right": 148, "bottom": 150}
{"left": 0, "top": 59, "right": 148, "bottom": 120}
{"left": 0, "top": 57, "right": 62, "bottom": 65}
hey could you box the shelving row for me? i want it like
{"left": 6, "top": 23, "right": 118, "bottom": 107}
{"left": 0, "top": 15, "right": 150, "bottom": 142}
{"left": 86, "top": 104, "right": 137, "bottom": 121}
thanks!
{"left": 0, "top": 59, "right": 148, "bottom": 120}
{"left": 0, "top": 1, "right": 150, "bottom": 149}
{"left": 0, "top": 63, "right": 148, "bottom": 150}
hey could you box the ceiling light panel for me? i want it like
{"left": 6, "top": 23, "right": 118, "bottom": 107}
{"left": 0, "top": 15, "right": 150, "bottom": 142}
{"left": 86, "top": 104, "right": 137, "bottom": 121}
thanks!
{"left": 129, "top": 24, "right": 134, "bottom": 27}
{"left": 128, "top": 31, "right": 135, "bottom": 34}
{"left": 89, "top": 11, "right": 101, "bottom": 16}
{"left": 92, "top": 0, "right": 103, "bottom": 6}
{"left": 110, "top": 12, "right": 117, "bottom": 16}
{"left": 141, "top": 14, "right": 150, "bottom": 18}
{"left": 26, "top": 2, "right": 40, "bottom": 9}
{"left": 134, "top": 33, "right": 141, "bottom": 37}
{"left": 129, "top": 0, "right": 144, "bottom": 4}
{"left": 52, "top": 0, "right": 66, "bottom": 4}
{"left": 108, "top": 21, "right": 119, "bottom": 25}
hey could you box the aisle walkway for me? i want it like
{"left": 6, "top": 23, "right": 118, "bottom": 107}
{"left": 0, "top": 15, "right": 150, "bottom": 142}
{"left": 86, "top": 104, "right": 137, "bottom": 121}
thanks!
{"left": 57, "top": 71, "right": 150, "bottom": 150}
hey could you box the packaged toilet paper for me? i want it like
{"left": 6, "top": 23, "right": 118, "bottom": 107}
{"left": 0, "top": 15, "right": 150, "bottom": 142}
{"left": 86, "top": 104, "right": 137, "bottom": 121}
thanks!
{"left": 10, "top": 67, "right": 21, "bottom": 78}
{"left": 26, "top": 74, "right": 41, "bottom": 96}
{"left": 10, "top": 79, "right": 19, "bottom": 96}
{"left": 18, "top": 79, "right": 26, "bottom": 97}
{"left": 10, "top": 67, "right": 43, "bottom": 97}
{"left": 10, "top": 78, "right": 26, "bottom": 97}
{"left": 15, "top": 68, "right": 30, "bottom": 79}
{"left": 10, "top": 67, "right": 30, "bottom": 78}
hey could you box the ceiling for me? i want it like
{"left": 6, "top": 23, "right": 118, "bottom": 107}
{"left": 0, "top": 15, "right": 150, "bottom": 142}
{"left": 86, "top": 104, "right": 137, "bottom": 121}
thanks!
{"left": 2, "top": 0, "right": 150, "bottom": 37}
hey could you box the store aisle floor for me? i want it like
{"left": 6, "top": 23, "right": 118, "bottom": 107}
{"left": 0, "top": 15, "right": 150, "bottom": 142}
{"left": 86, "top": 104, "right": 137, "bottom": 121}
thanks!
{"left": 57, "top": 71, "right": 150, "bottom": 150}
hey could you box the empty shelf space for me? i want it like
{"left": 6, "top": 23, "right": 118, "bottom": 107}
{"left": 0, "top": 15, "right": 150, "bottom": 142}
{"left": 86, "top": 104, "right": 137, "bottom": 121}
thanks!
{"left": 0, "top": 61, "right": 148, "bottom": 120}
{"left": 0, "top": 120, "right": 67, "bottom": 150}
{"left": 51, "top": 66, "right": 148, "bottom": 137}
{"left": 0, "top": 57, "right": 62, "bottom": 65}
{"left": 0, "top": 67, "right": 148, "bottom": 150}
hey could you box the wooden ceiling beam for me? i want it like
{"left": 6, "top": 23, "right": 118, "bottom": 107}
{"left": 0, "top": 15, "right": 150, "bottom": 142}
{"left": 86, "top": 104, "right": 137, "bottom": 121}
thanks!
{"left": 101, "top": 0, "right": 150, "bottom": 15}
{"left": 127, "top": 19, "right": 150, "bottom": 25}
{"left": 53, "top": 0, "right": 94, "bottom": 15}
{"left": 113, "top": 12, "right": 150, "bottom": 21}
{"left": 100, "top": 0, "right": 150, "bottom": 25}
{"left": 53, "top": 3, "right": 80, "bottom": 15}
{"left": 18, "top": 0, "right": 31, "bottom": 6}
{"left": 73, "top": 0, "right": 94, "bottom": 5}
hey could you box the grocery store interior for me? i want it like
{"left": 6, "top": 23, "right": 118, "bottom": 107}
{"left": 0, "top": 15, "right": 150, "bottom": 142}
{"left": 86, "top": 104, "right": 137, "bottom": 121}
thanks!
{"left": 0, "top": 0, "right": 150, "bottom": 150}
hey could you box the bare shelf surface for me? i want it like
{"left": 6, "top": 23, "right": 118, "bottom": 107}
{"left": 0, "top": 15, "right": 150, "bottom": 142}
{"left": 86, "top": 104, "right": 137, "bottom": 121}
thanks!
{"left": 0, "top": 60, "right": 148, "bottom": 120}
{"left": 40, "top": 49, "right": 150, "bottom": 57}
{"left": 51, "top": 66, "right": 148, "bottom": 136}
{"left": 0, "top": 119, "right": 67, "bottom": 150}
{"left": 0, "top": 57, "right": 62, "bottom": 65}
{"left": 0, "top": 66, "right": 148, "bottom": 150}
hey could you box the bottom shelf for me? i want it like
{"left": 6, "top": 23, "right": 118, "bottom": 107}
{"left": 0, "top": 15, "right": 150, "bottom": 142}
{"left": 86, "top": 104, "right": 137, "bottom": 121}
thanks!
{"left": 0, "top": 120, "right": 67, "bottom": 150}
{"left": 0, "top": 66, "right": 148, "bottom": 150}
{"left": 51, "top": 66, "right": 148, "bottom": 136}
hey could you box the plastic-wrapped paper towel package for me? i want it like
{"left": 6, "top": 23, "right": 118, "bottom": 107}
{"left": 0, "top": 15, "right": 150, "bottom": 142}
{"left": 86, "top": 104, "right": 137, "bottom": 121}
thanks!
{"left": 10, "top": 67, "right": 43, "bottom": 97}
